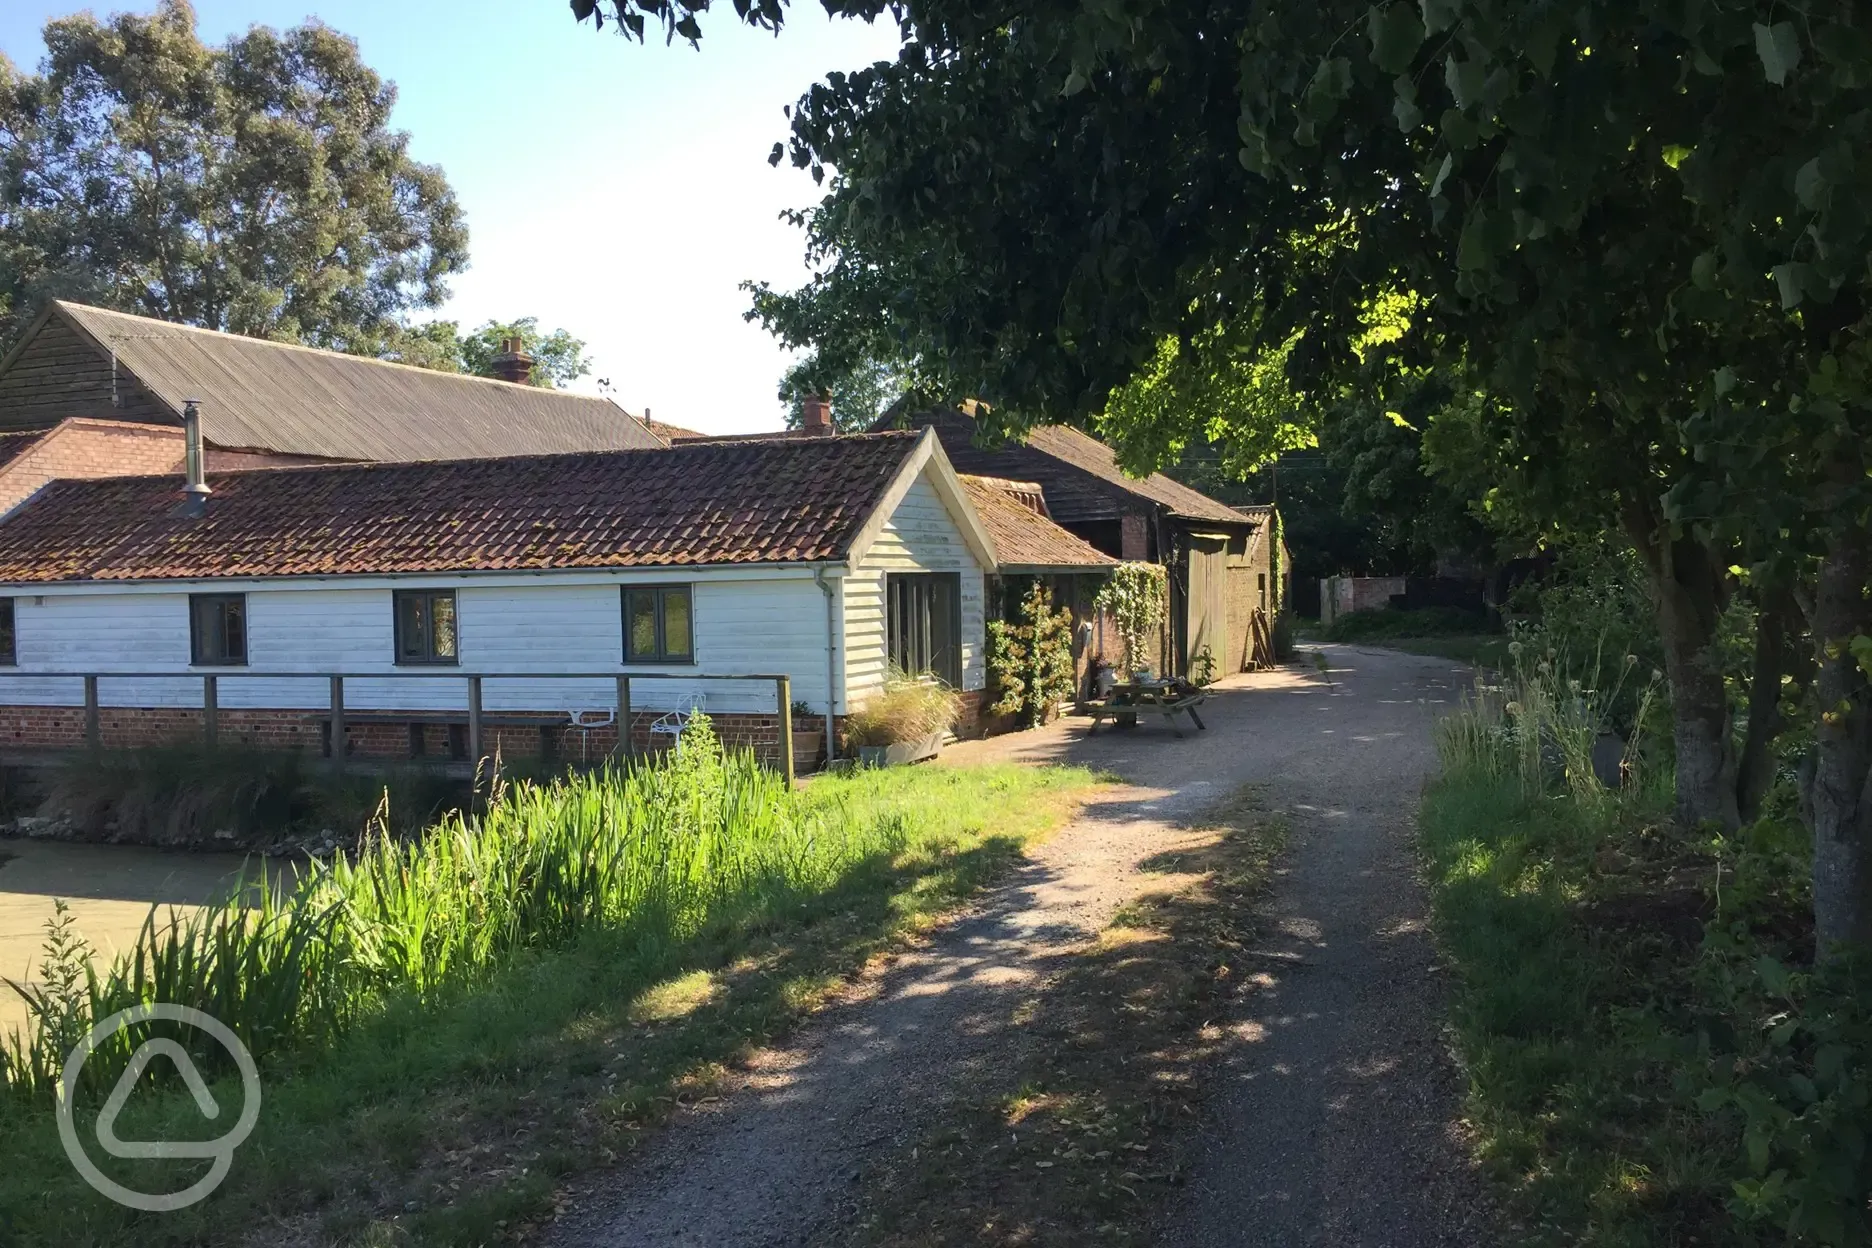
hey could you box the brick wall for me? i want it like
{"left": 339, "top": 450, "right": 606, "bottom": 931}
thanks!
{"left": 0, "top": 703, "right": 795, "bottom": 769}
{"left": 0, "top": 418, "right": 321, "bottom": 515}
{"left": 1119, "top": 512, "right": 1151, "bottom": 561}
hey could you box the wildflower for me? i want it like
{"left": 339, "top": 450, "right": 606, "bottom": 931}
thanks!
{"left": 1505, "top": 701, "right": 1523, "bottom": 717}
{"left": 1623, "top": 653, "right": 1638, "bottom": 667}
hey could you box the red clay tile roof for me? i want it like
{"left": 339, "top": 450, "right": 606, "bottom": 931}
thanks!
{"left": 958, "top": 476, "right": 1116, "bottom": 572}
{"left": 643, "top": 417, "right": 709, "bottom": 442}
{"left": 0, "top": 432, "right": 924, "bottom": 583}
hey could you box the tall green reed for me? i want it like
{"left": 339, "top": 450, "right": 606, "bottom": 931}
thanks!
{"left": 1435, "top": 634, "right": 1665, "bottom": 812}
{"left": 2, "top": 715, "right": 906, "bottom": 1099}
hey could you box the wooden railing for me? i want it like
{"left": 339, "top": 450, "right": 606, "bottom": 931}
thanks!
{"left": 0, "top": 670, "right": 801, "bottom": 785}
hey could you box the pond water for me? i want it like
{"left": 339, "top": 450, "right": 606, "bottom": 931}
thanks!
{"left": 0, "top": 838, "right": 280, "bottom": 1041}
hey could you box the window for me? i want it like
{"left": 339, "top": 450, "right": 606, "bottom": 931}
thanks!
{"left": 622, "top": 585, "right": 694, "bottom": 663}
{"left": 886, "top": 573, "right": 961, "bottom": 686}
{"left": 0, "top": 598, "right": 14, "bottom": 666}
{"left": 394, "top": 590, "right": 458, "bottom": 665}
{"left": 1258, "top": 572, "right": 1267, "bottom": 611}
{"left": 190, "top": 594, "right": 247, "bottom": 665}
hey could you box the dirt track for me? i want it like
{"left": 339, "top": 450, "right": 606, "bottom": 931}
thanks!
{"left": 550, "top": 646, "right": 1492, "bottom": 1246}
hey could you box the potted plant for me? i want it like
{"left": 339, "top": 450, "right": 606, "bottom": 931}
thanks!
{"left": 790, "top": 699, "right": 825, "bottom": 773}
{"left": 843, "top": 671, "right": 962, "bottom": 766}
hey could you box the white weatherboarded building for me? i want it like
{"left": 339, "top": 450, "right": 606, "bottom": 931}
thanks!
{"left": 0, "top": 429, "right": 1112, "bottom": 764}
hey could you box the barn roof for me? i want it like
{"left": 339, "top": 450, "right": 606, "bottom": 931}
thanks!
{"left": 885, "top": 408, "right": 1250, "bottom": 528}
{"left": 12, "top": 301, "right": 664, "bottom": 462}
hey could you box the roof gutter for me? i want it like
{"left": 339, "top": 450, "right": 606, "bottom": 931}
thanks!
{"left": 813, "top": 565, "right": 842, "bottom": 762}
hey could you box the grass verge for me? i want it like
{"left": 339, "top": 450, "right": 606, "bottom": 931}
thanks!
{"left": 842, "top": 786, "right": 1285, "bottom": 1247}
{"left": 1419, "top": 767, "right": 1734, "bottom": 1244}
{"left": 0, "top": 760, "right": 1100, "bottom": 1246}
{"left": 1421, "top": 657, "right": 1872, "bottom": 1248}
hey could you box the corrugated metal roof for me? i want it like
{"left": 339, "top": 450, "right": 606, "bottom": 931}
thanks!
{"left": 0, "top": 432, "right": 923, "bottom": 583}
{"left": 52, "top": 301, "right": 665, "bottom": 462}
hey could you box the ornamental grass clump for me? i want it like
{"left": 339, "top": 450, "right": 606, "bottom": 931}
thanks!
{"left": 0, "top": 715, "right": 912, "bottom": 1100}
{"left": 842, "top": 670, "right": 963, "bottom": 748}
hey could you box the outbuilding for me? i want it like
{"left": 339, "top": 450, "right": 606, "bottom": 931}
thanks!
{"left": 0, "top": 429, "right": 1108, "bottom": 767}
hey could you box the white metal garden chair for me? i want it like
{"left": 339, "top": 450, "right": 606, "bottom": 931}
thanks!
{"left": 564, "top": 707, "right": 616, "bottom": 763}
{"left": 647, "top": 692, "right": 706, "bottom": 751}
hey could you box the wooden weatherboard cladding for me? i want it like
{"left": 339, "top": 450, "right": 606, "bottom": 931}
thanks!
{"left": 0, "top": 313, "right": 171, "bottom": 431}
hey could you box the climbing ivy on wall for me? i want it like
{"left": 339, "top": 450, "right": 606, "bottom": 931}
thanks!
{"left": 1094, "top": 562, "right": 1167, "bottom": 678}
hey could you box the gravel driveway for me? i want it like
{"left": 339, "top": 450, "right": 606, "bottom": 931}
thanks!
{"left": 550, "top": 645, "right": 1491, "bottom": 1246}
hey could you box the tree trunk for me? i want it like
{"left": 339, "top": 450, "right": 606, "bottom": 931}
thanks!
{"left": 1624, "top": 504, "right": 1739, "bottom": 829}
{"left": 1804, "top": 526, "right": 1872, "bottom": 957}
{"left": 1737, "top": 584, "right": 1803, "bottom": 823}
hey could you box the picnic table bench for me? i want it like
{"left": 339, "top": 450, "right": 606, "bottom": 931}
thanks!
{"left": 1086, "top": 679, "right": 1208, "bottom": 738}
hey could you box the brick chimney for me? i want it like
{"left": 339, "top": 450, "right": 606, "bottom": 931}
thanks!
{"left": 489, "top": 336, "right": 535, "bottom": 385}
{"left": 800, "top": 393, "right": 833, "bottom": 435}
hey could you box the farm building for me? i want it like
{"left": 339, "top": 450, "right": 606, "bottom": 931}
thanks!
{"left": 0, "top": 429, "right": 1110, "bottom": 767}
{"left": 883, "top": 407, "right": 1286, "bottom": 677}
{"left": 0, "top": 300, "right": 668, "bottom": 511}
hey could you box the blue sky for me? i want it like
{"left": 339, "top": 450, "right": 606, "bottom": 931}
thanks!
{"left": 0, "top": 2, "right": 902, "bottom": 434}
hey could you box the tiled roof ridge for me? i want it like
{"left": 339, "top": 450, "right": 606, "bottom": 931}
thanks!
{"left": 31, "top": 426, "right": 925, "bottom": 493}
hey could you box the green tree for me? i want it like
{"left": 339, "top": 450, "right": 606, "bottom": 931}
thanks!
{"left": 1096, "top": 325, "right": 1314, "bottom": 480}
{"left": 777, "top": 351, "right": 907, "bottom": 431}
{"left": 384, "top": 318, "right": 591, "bottom": 388}
{"left": 1324, "top": 396, "right": 1498, "bottom": 579}
{"left": 579, "top": 0, "right": 1872, "bottom": 952}
{"left": 1177, "top": 449, "right": 1410, "bottom": 593}
{"left": 0, "top": 0, "right": 467, "bottom": 352}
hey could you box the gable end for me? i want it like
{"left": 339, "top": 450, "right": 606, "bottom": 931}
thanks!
{"left": 0, "top": 309, "right": 173, "bottom": 432}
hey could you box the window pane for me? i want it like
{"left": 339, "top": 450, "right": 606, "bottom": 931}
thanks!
{"left": 191, "top": 595, "right": 242, "bottom": 664}
{"left": 929, "top": 576, "right": 959, "bottom": 686}
{"left": 223, "top": 598, "right": 246, "bottom": 663}
{"left": 430, "top": 593, "right": 457, "bottom": 659}
{"left": 397, "top": 593, "right": 427, "bottom": 660}
{"left": 628, "top": 591, "right": 658, "bottom": 659}
{"left": 662, "top": 588, "right": 692, "bottom": 659}
{"left": 0, "top": 598, "right": 14, "bottom": 666}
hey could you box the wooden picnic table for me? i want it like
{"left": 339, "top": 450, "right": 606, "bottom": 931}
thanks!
{"left": 1086, "top": 678, "right": 1208, "bottom": 738}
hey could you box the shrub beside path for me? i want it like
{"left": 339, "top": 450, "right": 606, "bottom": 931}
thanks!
{"left": 551, "top": 647, "right": 1494, "bottom": 1246}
